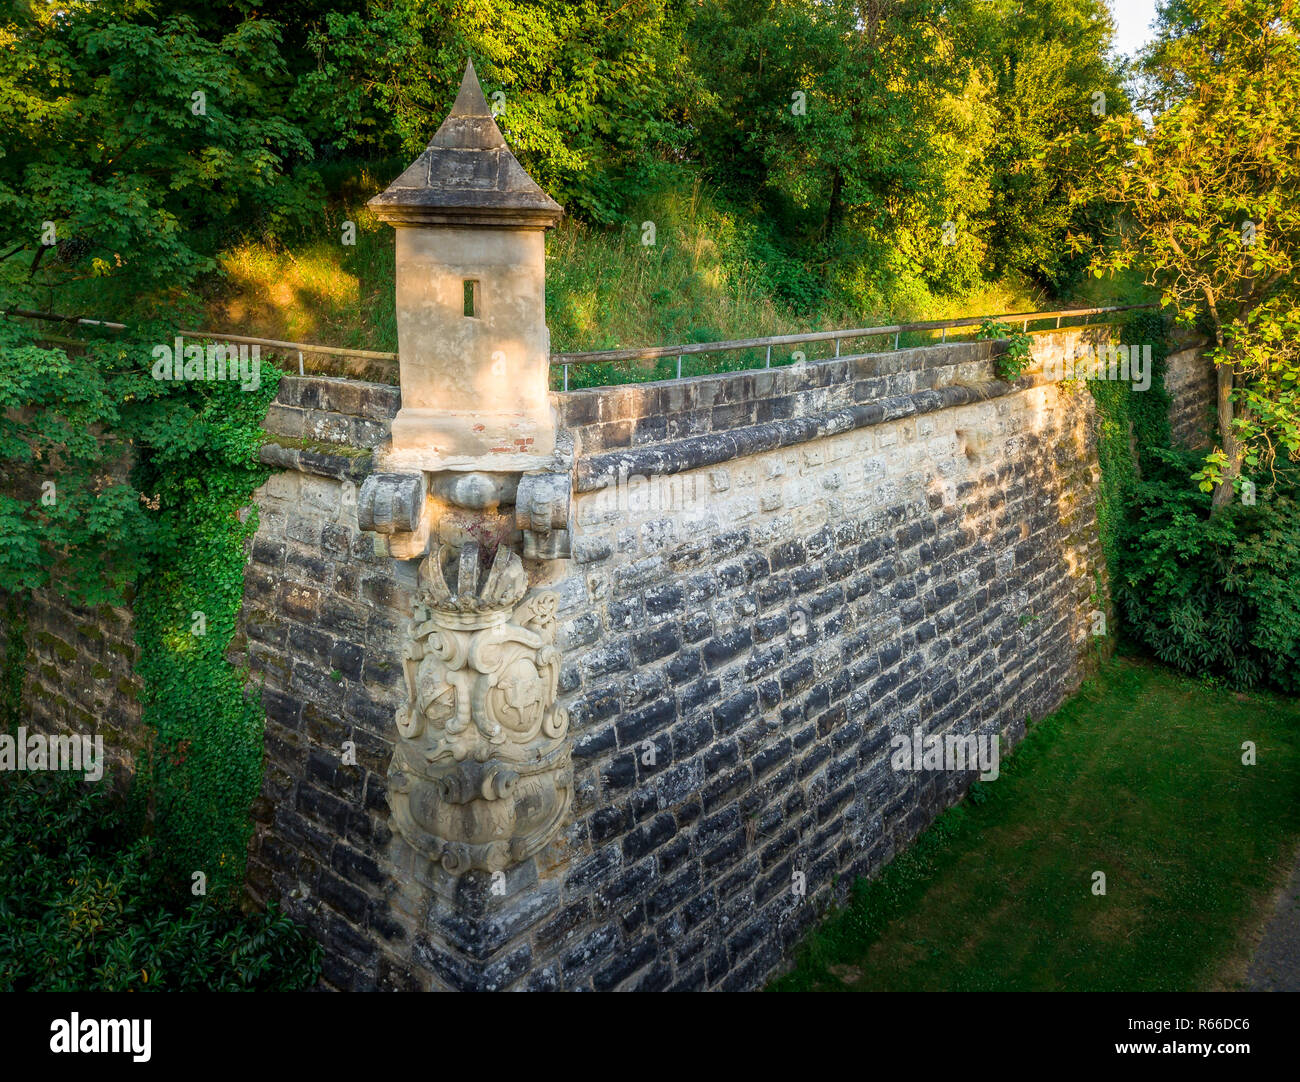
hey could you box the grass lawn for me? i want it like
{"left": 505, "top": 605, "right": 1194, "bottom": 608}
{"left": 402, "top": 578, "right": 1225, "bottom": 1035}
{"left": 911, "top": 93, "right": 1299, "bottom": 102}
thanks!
{"left": 772, "top": 657, "right": 1300, "bottom": 991}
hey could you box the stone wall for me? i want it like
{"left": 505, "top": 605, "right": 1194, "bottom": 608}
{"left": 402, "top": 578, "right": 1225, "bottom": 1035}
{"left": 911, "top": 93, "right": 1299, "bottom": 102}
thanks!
{"left": 2, "top": 591, "right": 144, "bottom": 783}
{"left": 1165, "top": 335, "right": 1216, "bottom": 449}
{"left": 238, "top": 329, "right": 1113, "bottom": 991}
{"left": 0, "top": 443, "right": 145, "bottom": 784}
{"left": 0, "top": 322, "right": 1213, "bottom": 991}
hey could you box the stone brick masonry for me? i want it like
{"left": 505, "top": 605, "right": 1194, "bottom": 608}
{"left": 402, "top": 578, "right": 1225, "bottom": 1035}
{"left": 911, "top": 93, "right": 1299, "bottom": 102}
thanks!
{"left": 7, "top": 592, "right": 144, "bottom": 784}
{"left": 2, "top": 326, "right": 1211, "bottom": 991}
{"left": 238, "top": 330, "right": 1112, "bottom": 991}
{"left": 1165, "top": 334, "right": 1216, "bottom": 449}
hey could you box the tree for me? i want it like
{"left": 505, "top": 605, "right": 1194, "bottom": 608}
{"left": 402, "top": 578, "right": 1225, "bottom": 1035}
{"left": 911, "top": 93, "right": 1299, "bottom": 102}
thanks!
{"left": 967, "top": 0, "right": 1125, "bottom": 291}
{"left": 0, "top": 1, "right": 310, "bottom": 599}
{"left": 0, "top": 2, "right": 316, "bottom": 311}
{"left": 294, "top": 0, "right": 687, "bottom": 223}
{"left": 1091, "top": 0, "right": 1300, "bottom": 510}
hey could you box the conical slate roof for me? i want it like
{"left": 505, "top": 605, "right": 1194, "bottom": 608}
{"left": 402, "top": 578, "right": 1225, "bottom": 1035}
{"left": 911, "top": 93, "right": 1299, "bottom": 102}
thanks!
{"left": 368, "top": 59, "right": 563, "bottom": 228}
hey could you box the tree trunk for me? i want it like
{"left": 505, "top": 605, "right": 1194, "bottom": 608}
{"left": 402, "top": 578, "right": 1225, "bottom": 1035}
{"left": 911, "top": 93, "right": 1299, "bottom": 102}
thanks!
{"left": 826, "top": 168, "right": 844, "bottom": 240}
{"left": 1209, "top": 348, "right": 1241, "bottom": 515}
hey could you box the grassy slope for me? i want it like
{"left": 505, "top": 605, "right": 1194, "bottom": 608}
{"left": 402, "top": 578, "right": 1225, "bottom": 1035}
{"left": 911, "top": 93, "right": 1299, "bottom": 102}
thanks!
{"left": 772, "top": 658, "right": 1300, "bottom": 992}
{"left": 195, "top": 172, "right": 1153, "bottom": 388}
{"left": 36, "top": 164, "right": 1154, "bottom": 387}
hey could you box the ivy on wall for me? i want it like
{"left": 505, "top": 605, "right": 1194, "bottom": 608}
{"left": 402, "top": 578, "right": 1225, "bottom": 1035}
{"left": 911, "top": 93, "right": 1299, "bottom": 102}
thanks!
{"left": 1087, "top": 311, "right": 1172, "bottom": 588}
{"left": 0, "top": 315, "right": 282, "bottom": 899}
{"left": 1125, "top": 309, "right": 1174, "bottom": 468}
{"left": 1, "top": 596, "right": 26, "bottom": 734}
{"left": 129, "top": 370, "right": 281, "bottom": 901}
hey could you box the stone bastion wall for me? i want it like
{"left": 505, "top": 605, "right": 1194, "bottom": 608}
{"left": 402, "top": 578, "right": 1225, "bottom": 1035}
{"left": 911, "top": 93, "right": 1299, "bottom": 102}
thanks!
{"left": 237, "top": 328, "right": 1119, "bottom": 990}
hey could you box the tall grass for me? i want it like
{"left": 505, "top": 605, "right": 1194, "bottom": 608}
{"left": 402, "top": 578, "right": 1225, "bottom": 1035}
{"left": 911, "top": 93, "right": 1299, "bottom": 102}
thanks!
{"left": 35, "top": 164, "right": 1153, "bottom": 388}
{"left": 193, "top": 169, "right": 1100, "bottom": 386}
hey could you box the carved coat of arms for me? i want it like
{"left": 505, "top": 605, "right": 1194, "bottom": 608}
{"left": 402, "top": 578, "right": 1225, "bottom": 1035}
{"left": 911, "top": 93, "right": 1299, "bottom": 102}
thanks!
{"left": 388, "top": 541, "right": 571, "bottom": 873}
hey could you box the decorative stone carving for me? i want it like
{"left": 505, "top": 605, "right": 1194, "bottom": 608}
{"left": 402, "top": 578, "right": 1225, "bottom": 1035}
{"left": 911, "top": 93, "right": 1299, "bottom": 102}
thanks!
{"left": 516, "top": 470, "right": 572, "bottom": 560}
{"left": 358, "top": 473, "right": 426, "bottom": 533}
{"left": 388, "top": 540, "right": 571, "bottom": 873}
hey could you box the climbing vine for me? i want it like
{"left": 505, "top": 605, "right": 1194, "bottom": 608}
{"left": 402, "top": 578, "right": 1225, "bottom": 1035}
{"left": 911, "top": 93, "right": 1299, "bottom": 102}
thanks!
{"left": 130, "top": 368, "right": 281, "bottom": 900}
{"left": 0, "top": 314, "right": 281, "bottom": 899}
{"left": 977, "top": 317, "right": 1034, "bottom": 382}
{"left": 1, "top": 595, "right": 26, "bottom": 734}
{"left": 1076, "top": 311, "right": 1172, "bottom": 635}
{"left": 1124, "top": 309, "right": 1173, "bottom": 468}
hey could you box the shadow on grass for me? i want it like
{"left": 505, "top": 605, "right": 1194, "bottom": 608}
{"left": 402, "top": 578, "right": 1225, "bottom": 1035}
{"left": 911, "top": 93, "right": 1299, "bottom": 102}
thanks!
{"left": 771, "top": 657, "right": 1300, "bottom": 991}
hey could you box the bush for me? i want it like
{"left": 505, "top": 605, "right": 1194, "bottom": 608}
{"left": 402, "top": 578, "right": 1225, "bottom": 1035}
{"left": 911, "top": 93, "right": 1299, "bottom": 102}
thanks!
{"left": 1115, "top": 451, "right": 1300, "bottom": 693}
{"left": 0, "top": 772, "right": 321, "bottom": 991}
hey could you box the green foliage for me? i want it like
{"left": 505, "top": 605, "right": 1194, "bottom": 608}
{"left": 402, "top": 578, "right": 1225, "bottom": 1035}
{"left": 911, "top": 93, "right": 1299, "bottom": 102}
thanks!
{"left": 976, "top": 317, "right": 1033, "bottom": 381}
{"left": 0, "top": 321, "right": 157, "bottom": 604}
{"left": 130, "top": 369, "right": 281, "bottom": 899}
{"left": 1086, "top": 361, "right": 1135, "bottom": 583}
{"left": 1083, "top": 309, "right": 1172, "bottom": 583}
{"left": 1125, "top": 309, "right": 1174, "bottom": 463}
{"left": 1100, "top": 310, "right": 1300, "bottom": 692}
{"left": 686, "top": 0, "right": 1122, "bottom": 303}
{"left": 0, "top": 594, "right": 25, "bottom": 732}
{"left": 1087, "top": 0, "right": 1300, "bottom": 505}
{"left": 294, "top": 0, "right": 686, "bottom": 223}
{"left": 977, "top": 0, "right": 1125, "bottom": 291}
{"left": 2, "top": 0, "right": 1133, "bottom": 333}
{"left": 1116, "top": 454, "right": 1300, "bottom": 692}
{"left": 0, "top": 771, "right": 320, "bottom": 992}
{"left": 0, "top": 2, "right": 318, "bottom": 307}
{"left": 0, "top": 318, "right": 283, "bottom": 896}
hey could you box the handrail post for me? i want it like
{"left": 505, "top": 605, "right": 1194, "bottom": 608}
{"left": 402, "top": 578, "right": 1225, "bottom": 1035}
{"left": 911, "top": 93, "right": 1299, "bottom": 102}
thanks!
{"left": 834, "top": 338, "right": 840, "bottom": 358}
{"left": 563, "top": 363, "right": 569, "bottom": 392}
{"left": 894, "top": 331, "right": 900, "bottom": 350}
{"left": 766, "top": 345, "right": 771, "bottom": 368}
{"left": 676, "top": 355, "right": 682, "bottom": 379}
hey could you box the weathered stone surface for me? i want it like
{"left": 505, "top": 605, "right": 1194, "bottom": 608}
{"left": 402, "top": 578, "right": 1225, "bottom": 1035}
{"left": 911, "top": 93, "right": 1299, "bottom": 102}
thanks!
{"left": 1165, "top": 338, "right": 1216, "bottom": 448}
{"left": 387, "top": 542, "right": 572, "bottom": 873}
{"left": 368, "top": 60, "right": 564, "bottom": 474}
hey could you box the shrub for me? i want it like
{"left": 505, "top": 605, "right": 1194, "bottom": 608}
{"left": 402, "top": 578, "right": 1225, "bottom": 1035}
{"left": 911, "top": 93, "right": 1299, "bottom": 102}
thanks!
{"left": 976, "top": 318, "right": 1033, "bottom": 382}
{"left": 0, "top": 772, "right": 321, "bottom": 991}
{"left": 1115, "top": 451, "right": 1300, "bottom": 692}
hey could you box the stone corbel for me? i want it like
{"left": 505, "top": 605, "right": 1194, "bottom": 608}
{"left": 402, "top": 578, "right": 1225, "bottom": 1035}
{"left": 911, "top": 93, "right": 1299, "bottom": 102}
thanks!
{"left": 358, "top": 451, "right": 575, "bottom": 873}
{"left": 358, "top": 472, "right": 431, "bottom": 559}
{"left": 516, "top": 471, "right": 572, "bottom": 561}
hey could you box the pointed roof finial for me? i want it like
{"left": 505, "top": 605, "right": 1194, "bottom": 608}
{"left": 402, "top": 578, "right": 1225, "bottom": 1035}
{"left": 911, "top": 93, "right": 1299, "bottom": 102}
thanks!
{"left": 368, "top": 58, "right": 563, "bottom": 228}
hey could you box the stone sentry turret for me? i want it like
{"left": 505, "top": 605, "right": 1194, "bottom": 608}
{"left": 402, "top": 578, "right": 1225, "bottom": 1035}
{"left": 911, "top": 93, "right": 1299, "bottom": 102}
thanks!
{"left": 358, "top": 60, "right": 574, "bottom": 874}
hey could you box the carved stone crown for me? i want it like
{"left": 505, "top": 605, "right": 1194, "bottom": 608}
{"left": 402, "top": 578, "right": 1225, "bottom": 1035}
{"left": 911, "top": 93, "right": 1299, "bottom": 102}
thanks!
{"left": 420, "top": 541, "right": 527, "bottom": 618}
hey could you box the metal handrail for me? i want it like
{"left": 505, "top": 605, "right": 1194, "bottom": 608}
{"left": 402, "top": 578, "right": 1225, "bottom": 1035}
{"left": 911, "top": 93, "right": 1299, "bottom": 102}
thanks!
{"left": 549, "top": 304, "right": 1154, "bottom": 367}
{"left": 5, "top": 302, "right": 1154, "bottom": 387}
{"left": 0, "top": 307, "right": 400, "bottom": 362}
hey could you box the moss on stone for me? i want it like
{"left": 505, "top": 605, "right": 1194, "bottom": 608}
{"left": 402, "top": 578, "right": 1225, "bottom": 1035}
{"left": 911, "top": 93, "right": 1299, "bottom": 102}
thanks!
{"left": 264, "top": 435, "right": 373, "bottom": 459}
